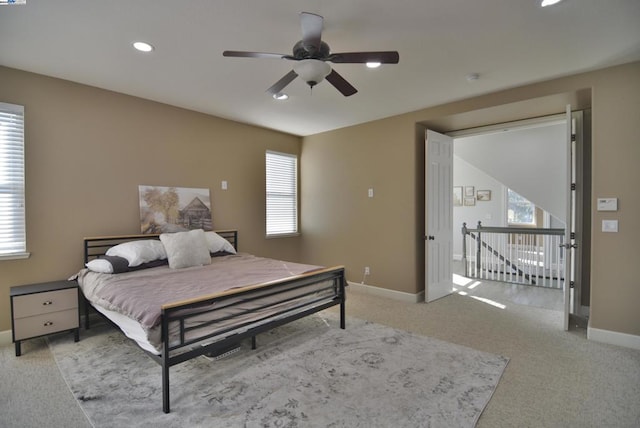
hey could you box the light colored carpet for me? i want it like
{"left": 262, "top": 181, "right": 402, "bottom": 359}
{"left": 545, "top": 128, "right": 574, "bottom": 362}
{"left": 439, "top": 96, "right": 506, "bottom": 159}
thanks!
{"left": 48, "top": 312, "right": 508, "bottom": 428}
{"left": 338, "top": 287, "right": 640, "bottom": 428}
{"left": 0, "top": 338, "right": 91, "bottom": 428}
{"left": 4, "top": 284, "right": 639, "bottom": 427}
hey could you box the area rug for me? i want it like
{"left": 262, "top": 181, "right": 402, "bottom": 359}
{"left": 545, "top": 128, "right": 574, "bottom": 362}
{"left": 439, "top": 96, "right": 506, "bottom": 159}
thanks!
{"left": 48, "top": 313, "right": 508, "bottom": 428}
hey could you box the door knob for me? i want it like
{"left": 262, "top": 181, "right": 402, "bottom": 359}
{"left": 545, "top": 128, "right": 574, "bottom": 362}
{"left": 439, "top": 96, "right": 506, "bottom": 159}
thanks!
{"left": 427, "top": 235, "right": 435, "bottom": 240}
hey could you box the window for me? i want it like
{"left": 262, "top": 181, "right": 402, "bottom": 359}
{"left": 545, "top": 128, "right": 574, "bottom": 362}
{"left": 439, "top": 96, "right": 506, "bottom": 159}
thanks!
{"left": 266, "top": 150, "right": 298, "bottom": 237}
{"left": 0, "top": 102, "right": 27, "bottom": 258}
{"left": 507, "top": 188, "right": 536, "bottom": 226}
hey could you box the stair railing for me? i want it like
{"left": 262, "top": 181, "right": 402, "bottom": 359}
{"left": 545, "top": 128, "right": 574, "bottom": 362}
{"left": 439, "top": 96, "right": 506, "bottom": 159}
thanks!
{"left": 462, "top": 221, "right": 565, "bottom": 288}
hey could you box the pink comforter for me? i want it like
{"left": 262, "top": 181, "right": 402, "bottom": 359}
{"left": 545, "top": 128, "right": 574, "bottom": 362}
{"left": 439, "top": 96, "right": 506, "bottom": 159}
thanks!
{"left": 76, "top": 253, "right": 321, "bottom": 332}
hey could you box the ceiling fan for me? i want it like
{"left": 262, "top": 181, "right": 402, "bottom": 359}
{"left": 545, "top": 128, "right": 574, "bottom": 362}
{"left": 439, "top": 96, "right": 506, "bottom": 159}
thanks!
{"left": 222, "top": 12, "right": 399, "bottom": 97}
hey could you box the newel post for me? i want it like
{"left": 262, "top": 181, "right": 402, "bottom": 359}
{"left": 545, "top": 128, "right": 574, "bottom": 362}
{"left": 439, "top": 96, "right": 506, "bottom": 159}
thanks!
{"left": 476, "top": 221, "right": 482, "bottom": 277}
{"left": 462, "top": 222, "right": 468, "bottom": 277}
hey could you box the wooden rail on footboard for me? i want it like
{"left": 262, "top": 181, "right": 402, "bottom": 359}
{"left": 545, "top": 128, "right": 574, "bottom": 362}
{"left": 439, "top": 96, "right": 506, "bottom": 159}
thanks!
{"left": 154, "top": 265, "right": 346, "bottom": 413}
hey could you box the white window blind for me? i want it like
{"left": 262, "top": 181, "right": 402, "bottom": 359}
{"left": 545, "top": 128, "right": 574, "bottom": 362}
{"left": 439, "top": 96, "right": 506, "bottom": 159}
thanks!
{"left": 0, "top": 102, "right": 27, "bottom": 257}
{"left": 266, "top": 150, "right": 298, "bottom": 236}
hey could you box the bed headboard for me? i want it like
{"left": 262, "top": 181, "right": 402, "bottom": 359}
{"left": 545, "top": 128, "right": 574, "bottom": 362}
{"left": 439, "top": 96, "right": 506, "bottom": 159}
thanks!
{"left": 83, "top": 230, "right": 238, "bottom": 263}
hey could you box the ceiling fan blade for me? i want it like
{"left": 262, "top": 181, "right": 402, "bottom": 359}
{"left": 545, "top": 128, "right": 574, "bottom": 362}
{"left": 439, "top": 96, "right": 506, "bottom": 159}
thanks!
{"left": 300, "top": 12, "right": 323, "bottom": 50}
{"left": 266, "top": 70, "right": 298, "bottom": 95}
{"left": 223, "top": 50, "right": 289, "bottom": 60}
{"left": 325, "top": 69, "right": 357, "bottom": 97}
{"left": 328, "top": 51, "right": 400, "bottom": 64}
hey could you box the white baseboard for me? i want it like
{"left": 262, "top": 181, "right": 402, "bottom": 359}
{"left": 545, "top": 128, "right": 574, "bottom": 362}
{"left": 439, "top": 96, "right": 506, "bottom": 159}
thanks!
{"left": 587, "top": 326, "right": 640, "bottom": 351}
{"left": 0, "top": 329, "right": 12, "bottom": 347}
{"left": 347, "top": 281, "right": 423, "bottom": 303}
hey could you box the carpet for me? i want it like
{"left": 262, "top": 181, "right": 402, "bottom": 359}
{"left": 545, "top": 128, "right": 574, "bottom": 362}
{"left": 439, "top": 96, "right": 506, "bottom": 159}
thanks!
{"left": 48, "top": 313, "right": 508, "bottom": 428}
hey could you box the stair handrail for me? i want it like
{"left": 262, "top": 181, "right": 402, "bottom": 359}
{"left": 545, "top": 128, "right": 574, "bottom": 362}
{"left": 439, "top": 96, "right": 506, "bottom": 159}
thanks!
{"left": 462, "top": 221, "right": 565, "bottom": 284}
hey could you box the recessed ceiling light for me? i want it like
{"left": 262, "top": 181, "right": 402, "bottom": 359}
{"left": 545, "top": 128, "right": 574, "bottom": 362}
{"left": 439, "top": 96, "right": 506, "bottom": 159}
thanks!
{"left": 273, "top": 93, "right": 289, "bottom": 100}
{"left": 133, "top": 41, "right": 154, "bottom": 52}
{"left": 466, "top": 73, "right": 480, "bottom": 82}
{"left": 366, "top": 62, "right": 381, "bottom": 69}
{"left": 541, "top": 0, "right": 564, "bottom": 7}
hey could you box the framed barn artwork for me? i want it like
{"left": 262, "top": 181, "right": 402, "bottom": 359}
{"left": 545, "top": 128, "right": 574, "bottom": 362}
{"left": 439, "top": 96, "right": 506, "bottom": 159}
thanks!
{"left": 139, "top": 185, "right": 212, "bottom": 234}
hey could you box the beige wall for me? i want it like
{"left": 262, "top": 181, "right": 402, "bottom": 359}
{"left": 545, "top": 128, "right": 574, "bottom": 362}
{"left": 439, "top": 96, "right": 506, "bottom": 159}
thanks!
{"left": 2, "top": 61, "right": 639, "bottom": 338}
{"left": 0, "top": 66, "right": 302, "bottom": 332}
{"left": 301, "top": 61, "right": 640, "bottom": 337}
{"left": 300, "top": 116, "right": 419, "bottom": 293}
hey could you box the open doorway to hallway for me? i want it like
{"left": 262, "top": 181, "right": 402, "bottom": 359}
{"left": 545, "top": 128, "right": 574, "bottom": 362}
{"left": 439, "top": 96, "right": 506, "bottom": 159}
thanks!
{"left": 450, "top": 116, "right": 571, "bottom": 314}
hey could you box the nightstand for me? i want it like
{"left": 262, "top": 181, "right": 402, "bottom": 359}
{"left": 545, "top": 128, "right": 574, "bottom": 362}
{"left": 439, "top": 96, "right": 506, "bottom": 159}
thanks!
{"left": 10, "top": 280, "right": 80, "bottom": 356}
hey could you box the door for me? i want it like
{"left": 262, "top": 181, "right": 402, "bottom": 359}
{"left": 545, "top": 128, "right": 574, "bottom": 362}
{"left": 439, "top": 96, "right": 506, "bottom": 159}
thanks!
{"left": 425, "top": 130, "right": 454, "bottom": 302}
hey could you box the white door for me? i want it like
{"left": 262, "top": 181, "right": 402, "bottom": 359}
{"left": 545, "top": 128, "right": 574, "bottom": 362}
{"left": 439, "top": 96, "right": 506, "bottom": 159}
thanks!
{"left": 425, "top": 130, "right": 454, "bottom": 302}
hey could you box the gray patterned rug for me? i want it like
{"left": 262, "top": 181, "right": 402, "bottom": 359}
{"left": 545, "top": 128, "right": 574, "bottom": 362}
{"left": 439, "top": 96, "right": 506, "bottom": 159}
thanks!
{"left": 48, "top": 313, "right": 508, "bottom": 427}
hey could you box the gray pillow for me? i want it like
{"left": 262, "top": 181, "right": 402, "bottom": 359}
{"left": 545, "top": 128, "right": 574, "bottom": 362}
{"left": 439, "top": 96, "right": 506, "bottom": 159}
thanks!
{"left": 160, "top": 229, "right": 211, "bottom": 269}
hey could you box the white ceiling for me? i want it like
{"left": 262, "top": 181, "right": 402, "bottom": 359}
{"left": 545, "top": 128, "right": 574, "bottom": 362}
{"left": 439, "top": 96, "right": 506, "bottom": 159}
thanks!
{"left": 1, "top": 0, "right": 639, "bottom": 136}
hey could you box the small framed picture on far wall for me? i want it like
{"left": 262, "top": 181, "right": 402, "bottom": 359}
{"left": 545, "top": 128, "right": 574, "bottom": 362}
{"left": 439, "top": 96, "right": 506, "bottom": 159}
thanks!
{"left": 477, "top": 190, "right": 491, "bottom": 201}
{"left": 464, "top": 186, "right": 475, "bottom": 197}
{"left": 464, "top": 197, "right": 476, "bottom": 206}
{"left": 453, "top": 186, "right": 463, "bottom": 206}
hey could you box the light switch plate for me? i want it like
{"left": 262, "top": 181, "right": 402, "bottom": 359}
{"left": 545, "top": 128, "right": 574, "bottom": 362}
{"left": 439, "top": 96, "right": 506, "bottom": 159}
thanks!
{"left": 597, "top": 198, "right": 617, "bottom": 211}
{"left": 602, "top": 220, "right": 618, "bottom": 233}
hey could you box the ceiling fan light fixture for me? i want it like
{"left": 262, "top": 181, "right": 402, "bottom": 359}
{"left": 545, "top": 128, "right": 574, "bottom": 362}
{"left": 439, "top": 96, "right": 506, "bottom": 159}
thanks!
{"left": 273, "top": 93, "right": 289, "bottom": 100}
{"left": 366, "top": 61, "right": 382, "bottom": 69}
{"left": 293, "top": 59, "right": 331, "bottom": 87}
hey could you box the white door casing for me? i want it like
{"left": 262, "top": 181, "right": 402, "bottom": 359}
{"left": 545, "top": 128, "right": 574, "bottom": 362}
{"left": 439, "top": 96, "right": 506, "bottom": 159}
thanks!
{"left": 563, "top": 105, "right": 573, "bottom": 331}
{"left": 425, "top": 130, "right": 454, "bottom": 302}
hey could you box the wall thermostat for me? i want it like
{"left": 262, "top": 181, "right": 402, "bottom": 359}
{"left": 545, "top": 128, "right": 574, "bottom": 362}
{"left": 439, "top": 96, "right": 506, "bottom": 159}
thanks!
{"left": 597, "top": 198, "right": 617, "bottom": 211}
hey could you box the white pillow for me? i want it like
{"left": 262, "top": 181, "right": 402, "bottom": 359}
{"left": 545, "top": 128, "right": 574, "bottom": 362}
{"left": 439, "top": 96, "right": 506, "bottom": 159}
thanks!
{"left": 204, "top": 231, "right": 236, "bottom": 254}
{"left": 85, "top": 259, "right": 114, "bottom": 274}
{"left": 160, "top": 229, "right": 211, "bottom": 269}
{"left": 105, "top": 239, "right": 167, "bottom": 267}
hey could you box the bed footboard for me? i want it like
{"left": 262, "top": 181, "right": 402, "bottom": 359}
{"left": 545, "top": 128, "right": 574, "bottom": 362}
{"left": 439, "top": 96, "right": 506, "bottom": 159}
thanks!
{"left": 157, "top": 265, "right": 346, "bottom": 413}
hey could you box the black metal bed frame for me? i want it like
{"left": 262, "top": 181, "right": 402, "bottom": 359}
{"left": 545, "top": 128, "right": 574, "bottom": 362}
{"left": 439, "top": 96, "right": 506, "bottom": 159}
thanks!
{"left": 82, "top": 230, "right": 346, "bottom": 413}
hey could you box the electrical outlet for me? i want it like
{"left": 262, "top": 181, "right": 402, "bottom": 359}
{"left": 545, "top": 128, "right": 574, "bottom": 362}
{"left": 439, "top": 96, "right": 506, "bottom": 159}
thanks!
{"left": 364, "top": 266, "right": 370, "bottom": 275}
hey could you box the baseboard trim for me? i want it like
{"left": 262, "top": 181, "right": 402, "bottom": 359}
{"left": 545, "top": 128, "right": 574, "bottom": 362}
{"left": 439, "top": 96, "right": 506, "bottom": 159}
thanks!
{"left": 587, "top": 326, "right": 640, "bottom": 351}
{"left": 347, "top": 281, "right": 423, "bottom": 303}
{"left": 0, "top": 329, "right": 12, "bottom": 347}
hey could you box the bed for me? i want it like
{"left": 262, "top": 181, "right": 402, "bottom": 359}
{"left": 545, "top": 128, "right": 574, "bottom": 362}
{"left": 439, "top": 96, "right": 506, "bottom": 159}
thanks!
{"left": 76, "top": 229, "right": 346, "bottom": 413}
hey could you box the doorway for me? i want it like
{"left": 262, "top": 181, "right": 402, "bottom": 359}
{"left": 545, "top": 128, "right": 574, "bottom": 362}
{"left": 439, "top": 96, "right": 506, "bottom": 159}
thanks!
{"left": 434, "top": 111, "right": 590, "bottom": 327}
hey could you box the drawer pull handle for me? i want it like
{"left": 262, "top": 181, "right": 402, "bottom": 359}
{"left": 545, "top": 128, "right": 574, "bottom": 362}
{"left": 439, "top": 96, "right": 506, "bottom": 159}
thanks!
{"left": 43, "top": 321, "right": 53, "bottom": 327}
{"left": 42, "top": 301, "right": 53, "bottom": 306}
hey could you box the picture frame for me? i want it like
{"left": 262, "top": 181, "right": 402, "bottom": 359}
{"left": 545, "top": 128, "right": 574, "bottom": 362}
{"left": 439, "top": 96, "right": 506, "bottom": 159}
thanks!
{"left": 464, "top": 197, "right": 476, "bottom": 206}
{"left": 477, "top": 190, "right": 491, "bottom": 201}
{"left": 453, "top": 186, "right": 463, "bottom": 206}
{"left": 139, "top": 185, "right": 212, "bottom": 234}
{"left": 464, "top": 186, "right": 475, "bottom": 197}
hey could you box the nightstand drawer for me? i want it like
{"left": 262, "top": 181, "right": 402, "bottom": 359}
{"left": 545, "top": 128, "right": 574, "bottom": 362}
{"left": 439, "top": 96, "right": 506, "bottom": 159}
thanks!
{"left": 13, "top": 309, "right": 79, "bottom": 341}
{"left": 12, "top": 288, "right": 78, "bottom": 318}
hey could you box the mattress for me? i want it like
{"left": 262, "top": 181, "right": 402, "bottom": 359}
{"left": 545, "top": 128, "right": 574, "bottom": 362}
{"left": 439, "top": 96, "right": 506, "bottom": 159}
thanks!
{"left": 77, "top": 253, "right": 336, "bottom": 354}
